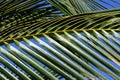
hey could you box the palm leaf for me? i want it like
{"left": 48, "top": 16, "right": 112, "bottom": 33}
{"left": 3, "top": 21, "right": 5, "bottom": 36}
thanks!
{"left": 48, "top": 0, "right": 120, "bottom": 14}
{"left": 0, "top": 0, "right": 120, "bottom": 80}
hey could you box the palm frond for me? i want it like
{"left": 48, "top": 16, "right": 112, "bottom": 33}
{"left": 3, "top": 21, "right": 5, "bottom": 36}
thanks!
{"left": 0, "top": 0, "right": 63, "bottom": 20}
{"left": 1, "top": 8, "right": 120, "bottom": 42}
{"left": 0, "top": 0, "right": 120, "bottom": 80}
{"left": 48, "top": 0, "right": 120, "bottom": 14}
{"left": 1, "top": 9, "right": 120, "bottom": 79}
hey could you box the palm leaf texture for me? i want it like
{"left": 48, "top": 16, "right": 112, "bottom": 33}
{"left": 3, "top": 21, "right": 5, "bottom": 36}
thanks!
{"left": 0, "top": 0, "right": 120, "bottom": 80}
